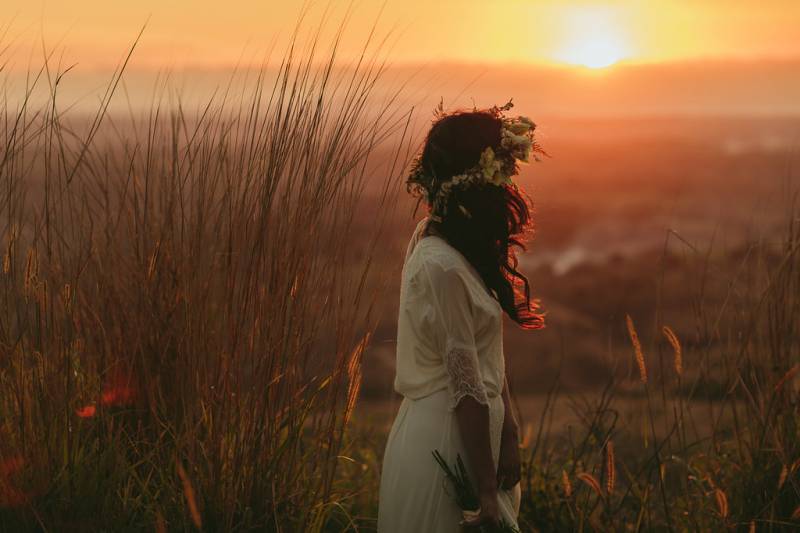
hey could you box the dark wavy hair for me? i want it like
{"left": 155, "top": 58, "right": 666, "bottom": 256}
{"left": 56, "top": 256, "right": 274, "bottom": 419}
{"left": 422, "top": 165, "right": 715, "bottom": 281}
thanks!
{"left": 408, "top": 107, "right": 545, "bottom": 330}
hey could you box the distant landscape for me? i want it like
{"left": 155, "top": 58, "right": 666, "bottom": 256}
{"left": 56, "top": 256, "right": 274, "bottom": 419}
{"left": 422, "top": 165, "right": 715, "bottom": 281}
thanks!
{"left": 361, "top": 114, "right": 799, "bottom": 399}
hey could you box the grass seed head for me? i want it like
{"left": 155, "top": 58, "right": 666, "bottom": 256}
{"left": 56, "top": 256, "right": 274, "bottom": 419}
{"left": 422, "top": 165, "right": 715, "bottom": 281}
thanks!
{"left": 626, "top": 314, "right": 647, "bottom": 384}
{"left": 23, "top": 248, "right": 38, "bottom": 292}
{"left": 562, "top": 469, "right": 572, "bottom": 497}
{"left": 61, "top": 283, "right": 72, "bottom": 310}
{"left": 606, "top": 440, "right": 616, "bottom": 494}
{"left": 344, "top": 334, "right": 370, "bottom": 425}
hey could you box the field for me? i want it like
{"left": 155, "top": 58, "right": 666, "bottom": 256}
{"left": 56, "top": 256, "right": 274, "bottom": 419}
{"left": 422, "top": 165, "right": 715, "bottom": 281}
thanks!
{"left": 1, "top": 30, "right": 800, "bottom": 532}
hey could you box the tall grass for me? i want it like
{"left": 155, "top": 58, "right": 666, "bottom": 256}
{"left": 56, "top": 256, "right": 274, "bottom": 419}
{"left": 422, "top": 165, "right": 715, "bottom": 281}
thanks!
{"left": 516, "top": 197, "right": 800, "bottom": 531}
{"left": 326, "top": 197, "right": 800, "bottom": 532}
{"left": 0, "top": 14, "right": 413, "bottom": 532}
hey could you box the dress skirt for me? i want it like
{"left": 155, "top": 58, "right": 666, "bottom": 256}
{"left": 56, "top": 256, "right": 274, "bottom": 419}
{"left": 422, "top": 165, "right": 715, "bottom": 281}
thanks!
{"left": 377, "top": 389, "right": 521, "bottom": 532}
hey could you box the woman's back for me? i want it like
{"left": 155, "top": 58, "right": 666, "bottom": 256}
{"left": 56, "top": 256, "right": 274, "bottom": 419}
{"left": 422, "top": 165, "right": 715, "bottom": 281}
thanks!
{"left": 394, "top": 218, "right": 505, "bottom": 411}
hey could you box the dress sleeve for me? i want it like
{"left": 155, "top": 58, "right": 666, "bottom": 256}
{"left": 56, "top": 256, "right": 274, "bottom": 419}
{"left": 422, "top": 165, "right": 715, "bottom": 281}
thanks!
{"left": 421, "top": 259, "right": 489, "bottom": 410}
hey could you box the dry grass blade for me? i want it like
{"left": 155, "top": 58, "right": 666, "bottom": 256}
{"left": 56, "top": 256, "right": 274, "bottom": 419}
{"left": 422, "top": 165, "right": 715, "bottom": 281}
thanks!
{"left": 176, "top": 460, "right": 202, "bottom": 529}
{"left": 2, "top": 227, "right": 14, "bottom": 275}
{"left": 774, "top": 363, "right": 800, "bottom": 393}
{"left": 662, "top": 325, "right": 682, "bottom": 377}
{"left": 714, "top": 488, "right": 728, "bottom": 519}
{"left": 778, "top": 464, "right": 788, "bottom": 489}
{"left": 519, "top": 423, "right": 533, "bottom": 449}
{"left": 155, "top": 512, "right": 167, "bottom": 533}
{"left": 577, "top": 472, "right": 603, "bottom": 499}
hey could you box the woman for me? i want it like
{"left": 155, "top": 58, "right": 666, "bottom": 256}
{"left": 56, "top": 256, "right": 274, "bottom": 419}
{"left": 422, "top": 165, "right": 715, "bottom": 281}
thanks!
{"left": 377, "top": 101, "right": 545, "bottom": 532}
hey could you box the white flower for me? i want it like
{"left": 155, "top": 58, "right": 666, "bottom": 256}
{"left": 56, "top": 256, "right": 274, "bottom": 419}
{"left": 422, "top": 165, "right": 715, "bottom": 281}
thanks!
{"left": 479, "top": 147, "right": 502, "bottom": 181}
{"left": 507, "top": 120, "right": 532, "bottom": 135}
{"left": 518, "top": 116, "right": 534, "bottom": 127}
{"left": 516, "top": 145, "right": 532, "bottom": 162}
{"left": 502, "top": 132, "right": 531, "bottom": 156}
{"left": 490, "top": 170, "right": 509, "bottom": 186}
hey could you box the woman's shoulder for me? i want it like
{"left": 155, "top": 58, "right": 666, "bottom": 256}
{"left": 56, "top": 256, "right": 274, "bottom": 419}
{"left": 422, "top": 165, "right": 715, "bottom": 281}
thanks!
{"left": 409, "top": 236, "right": 500, "bottom": 311}
{"left": 409, "top": 236, "right": 469, "bottom": 276}
{"left": 405, "top": 236, "right": 488, "bottom": 304}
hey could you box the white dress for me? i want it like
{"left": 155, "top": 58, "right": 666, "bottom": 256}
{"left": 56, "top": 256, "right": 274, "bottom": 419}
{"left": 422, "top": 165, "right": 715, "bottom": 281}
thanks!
{"left": 377, "top": 217, "right": 521, "bottom": 532}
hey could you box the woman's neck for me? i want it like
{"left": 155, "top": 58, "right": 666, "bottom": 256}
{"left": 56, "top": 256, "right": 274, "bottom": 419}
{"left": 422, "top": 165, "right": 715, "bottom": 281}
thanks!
{"left": 423, "top": 218, "right": 444, "bottom": 239}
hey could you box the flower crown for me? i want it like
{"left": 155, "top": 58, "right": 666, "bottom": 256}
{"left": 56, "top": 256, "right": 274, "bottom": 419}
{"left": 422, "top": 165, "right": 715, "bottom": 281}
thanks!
{"left": 407, "top": 100, "right": 544, "bottom": 221}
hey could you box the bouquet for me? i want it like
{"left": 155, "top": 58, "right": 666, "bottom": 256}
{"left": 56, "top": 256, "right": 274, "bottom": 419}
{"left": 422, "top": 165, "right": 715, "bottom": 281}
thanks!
{"left": 432, "top": 450, "right": 520, "bottom": 532}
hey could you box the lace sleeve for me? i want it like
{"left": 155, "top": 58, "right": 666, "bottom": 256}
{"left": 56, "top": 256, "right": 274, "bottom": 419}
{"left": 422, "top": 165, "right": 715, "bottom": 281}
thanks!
{"left": 444, "top": 343, "right": 489, "bottom": 410}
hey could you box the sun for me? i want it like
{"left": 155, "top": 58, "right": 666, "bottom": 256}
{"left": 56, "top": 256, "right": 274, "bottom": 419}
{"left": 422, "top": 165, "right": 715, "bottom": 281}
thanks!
{"left": 552, "top": 7, "right": 632, "bottom": 69}
{"left": 559, "top": 38, "right": 626, "bottom": 69}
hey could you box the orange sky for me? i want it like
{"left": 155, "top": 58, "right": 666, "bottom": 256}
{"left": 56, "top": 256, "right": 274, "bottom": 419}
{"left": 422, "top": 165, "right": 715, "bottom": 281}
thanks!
{"left": 4, "top": 1, "right": 800, "bottom": 118}
{"left": 4, "top": 0, "right": 800, "bottom": 70}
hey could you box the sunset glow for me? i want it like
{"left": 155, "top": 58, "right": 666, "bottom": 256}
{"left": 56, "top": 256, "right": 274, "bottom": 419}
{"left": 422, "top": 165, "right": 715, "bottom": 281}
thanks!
{"left": 1, "top": 1, "right": 799, "bottom": 117}
{"left": 552, "top": 7, "right": 631, "bottom": 68}
{"left": 2, "top": 1, "right": 800, "bottom": 70}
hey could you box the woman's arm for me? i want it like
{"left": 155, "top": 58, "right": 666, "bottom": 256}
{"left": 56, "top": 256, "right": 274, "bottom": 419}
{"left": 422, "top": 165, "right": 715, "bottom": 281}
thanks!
{"left": 501, "top": 376, "right": 519, "bottom": 438}
{"left": 497, "top": 376, "right": 521, "bottom": 489}
{"left": 422, "top": 259, "right": 501, "bottom": 526}
{"left": 454, "top": 396, "right": 501, "bottom": 528}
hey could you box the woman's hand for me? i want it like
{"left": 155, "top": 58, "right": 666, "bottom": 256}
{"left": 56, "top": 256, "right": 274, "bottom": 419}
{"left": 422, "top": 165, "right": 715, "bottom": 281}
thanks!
{"left": 462, "top": 490, "right": 501, "bottom": 531}
{"left": 497, "top": 424, "right": 521, "bottom": 490}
